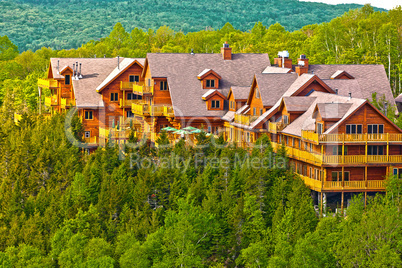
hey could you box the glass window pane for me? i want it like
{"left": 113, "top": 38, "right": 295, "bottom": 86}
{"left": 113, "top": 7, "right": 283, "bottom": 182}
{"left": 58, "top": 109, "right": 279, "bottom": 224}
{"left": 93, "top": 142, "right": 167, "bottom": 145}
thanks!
{"left": 352, "top": 125, "right": 356, "bottom": 134}
{"left": 379, "top": 125, "right": 384, "bottom": 134}
{"left": 332, "top": 172, "right": 338, "bottom": 181}
{"left": 373, "top": 125, "right": 378, "bottom": 134}
{"left": 357, "top": 125, "right": 362, "bottom": 134}
{"left": 346, "top": 125, "right": 351, "bottom": 134}
{"left": 368, "top": 125, "right": 372, "bottom": 134}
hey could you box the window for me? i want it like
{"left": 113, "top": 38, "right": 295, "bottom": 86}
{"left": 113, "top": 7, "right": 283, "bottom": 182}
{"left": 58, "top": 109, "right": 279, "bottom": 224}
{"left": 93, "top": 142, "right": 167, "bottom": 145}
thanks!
{"left": 292, "top": 138, "right": 295, "bottom": 147}
{"left": 255, "top": 89, "right": 260, "bottom": 98}
{"left": 332, "top": 145, "right": 347, "bottom": 155}
{"left": 346, "top": 124, "right": 362, "bottom": 134}
{"left": 85, "top": 111, "right": 93, "bottom": 120}
{"left": 283, "top": 115, "right": 289, "bottom": 125}
{"left": 211, "top": 100, "right": 220, "bottom": 109}
{"left": 65, "top": 74, "right": 70, "bottom": 85}
{"left": 344, "top": 172, "right": 350, "bottom": 181}
{"left": 84, "top": 131, "right": 90, "bottom": 138}
{"left": 129, "top": 75, "right": 139, "bottom": 83}
{"left": 246, "top": 132, "right": 250, "bottom": 142}
{"left": 260, "top": 109, "right": 263, "bottom": 115}
{"left": 317, "top": 123, "right": 323, "bottom": 134}
{"left": 208, "top": 126, "right": 211, "bottom": 133}
{"left": 253, "top": 107, "right": 257, "bottom": 115}
{"left": 393, "top": 168, "right": 402, "bottom": 178}
{"left": 310, "top": 143, "right": 313, "bottom": 152}
{"left": 368, "top": 124, "right": 384, "bottom": 134}
{"left": 368, "top": 145, "right": 384, "bottom": 155}
{"left": 206, "top": 79, "right": 215, "bottom": 88}
{"left": 310, "top": 167, "right": 313, "bottom": 178}
{"left": 332, "top": 171, "right": 349, "bottom": 181}
{"left": 160, "top": 81, "right": 168, "bottom": 91}
{"left": 127, "top": 110, "right": 134, "bottom": 118}
{"left": 111, "top": 92, "right": 118, "bottom": 102}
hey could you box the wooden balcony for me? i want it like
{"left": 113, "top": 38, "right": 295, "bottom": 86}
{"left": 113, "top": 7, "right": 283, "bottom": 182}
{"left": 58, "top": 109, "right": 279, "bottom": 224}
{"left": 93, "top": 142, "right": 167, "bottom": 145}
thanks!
{"left": 299, "top": 174, "right": 385, "bottom": 192}
{"left": 268, "top": 121, "right": 286, "bottom": 134}
{"left": 132, "top": 103, "right": 173, "bottom": 117}
{"left": 119, "top": 98, "right": 142, "bottom": 108}
{"left": 120, "top": 81, "right": 140, "bottom": 90}
{"left": 45, "top": 96, "right": 58, "bottom": 106}
{"left": 61, "top": 98, "right": 74, "bottom": 109}
{"left": 272, "top": 142, "right": 402, "bottom": 166}
{"left": 234, "top": 114, "right": 258, "bottom": 126}
{"left": 99, "top": 127, "right": 130, "bottom": 139}
{"left": 302, "top": 130, "right": 402, "bottom": 144}
{"left": 133, "top": 81, "right": 153, "bottom": 95}
{"left": 38, "top": 78, "right": 58, "bottom": 88}
{"left": 84, "top": 136, "right": 98, "bottom": 145}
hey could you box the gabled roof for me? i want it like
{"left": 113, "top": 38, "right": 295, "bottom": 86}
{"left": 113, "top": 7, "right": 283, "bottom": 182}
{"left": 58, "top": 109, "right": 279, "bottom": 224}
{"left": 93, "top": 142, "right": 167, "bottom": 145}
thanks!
{"left": 281, "top": 97, "right": 316, "bottom": 112}
{"left": 59, "top": 65, "right": 73, "bottom": 75}
{"left": 251, "top": 73, "right": 298, "bottom": 107}
{"left": 331, "top": 70, "right": 354, "bottom": 79}
{"left": 309, "top": 64, "right": 395, "bottom": 107}
{"left": 229, "top": 86, "right": 249, "bottom": 100}
{"left": 146, "top": 53, "right": 270, "bottom": 117}
{"left": 262, "top": 66, "right": 292, "bottom": 74}
{"left": 314, "top": 103, "right": 352, "bottom": 120}
{"left": 96, "top": 58, "right": 145, "bottom": 92}
{"left": 222, "top": 111, "right": 235, "bottom": 122}
{"left": 201, "top": 89, "right": 226, "bottom": 100}
{"left": 282, "top": 92, "right": 365, "bottom": 136}
{"left": 197, "top": 69, "right": 222, "bottom": 80}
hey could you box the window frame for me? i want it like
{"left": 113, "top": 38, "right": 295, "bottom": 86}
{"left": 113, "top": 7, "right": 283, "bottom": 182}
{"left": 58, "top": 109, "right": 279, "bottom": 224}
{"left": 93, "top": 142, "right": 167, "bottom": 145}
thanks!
{"left": 84, "top": 131, "right": 90, "bottom": 138}
{"left": 129, "top": 75, "right": 140, "bottom": 83}
{"left": 317, "top": 123, "right": 323, "bottom": 134}
{"left": 160, "top": 81, "right": 168, "bottom": 91}
{"left": 211, "top": 100, "right": 220, "bottom": 109}
{"left": 84, "top": 110, "right": 93, "bottom": 120}
{"left": 65, "top": 74, "right": 70, "bottom": 85}
{"left": 110, "top": 92, "right": 118, "bottom": 102}
{"left": 346, "top": 124, "right": 363, "bottom": 134}
{"left": 206, "top": 79, "right": 215, "bottom": 88}
{"left": 368, "top": 124, "right": 384, "bottom": 134}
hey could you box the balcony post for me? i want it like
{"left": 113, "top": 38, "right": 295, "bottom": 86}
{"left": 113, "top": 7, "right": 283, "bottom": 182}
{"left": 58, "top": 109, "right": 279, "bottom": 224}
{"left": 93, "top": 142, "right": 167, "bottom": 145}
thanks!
{"left": 342, "top": 166, "right": 344, "bottom": 189}
{"left": 341, "top": 191, "right": 344, "bottom": 215}
{"left": 123, "top": 90, "right": 125, "bottom": 121}
{"left": 387, "top": 133, "right": 389, "bottom": 162}
{"left": 365, "top": 140, "right": 368, "bottom": 163}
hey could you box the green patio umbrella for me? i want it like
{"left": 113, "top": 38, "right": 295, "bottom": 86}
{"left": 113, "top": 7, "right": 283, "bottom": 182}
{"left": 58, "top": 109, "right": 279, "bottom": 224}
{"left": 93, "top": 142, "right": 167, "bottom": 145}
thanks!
{"left": 191, "top": 129, "right": 202, "bottom": 133}
{"left": 183, "top": 126, "right": 199, "bottom": 131}
{"left": 174, "top": 129, "right": 191, "bottom": 135}
{"left": 161, "top": 126, "right": 177, "bottom": 132}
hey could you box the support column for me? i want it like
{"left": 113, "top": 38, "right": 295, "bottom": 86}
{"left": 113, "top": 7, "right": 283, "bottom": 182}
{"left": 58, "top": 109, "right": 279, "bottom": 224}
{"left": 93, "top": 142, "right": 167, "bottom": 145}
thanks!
{"left": 342, "top": 166, "right": 345, "bottom": 188}
{"left": 387, "top": 133, "right": 389, "bottom": 162}
{"left": 38, "top": 86, "right": 42, "bottom": 114}
{"left": 320, "top": 192, "right": 323, "bottom": 217}
{"left": 341, "top": 191, "right": 344, "bottom": 215}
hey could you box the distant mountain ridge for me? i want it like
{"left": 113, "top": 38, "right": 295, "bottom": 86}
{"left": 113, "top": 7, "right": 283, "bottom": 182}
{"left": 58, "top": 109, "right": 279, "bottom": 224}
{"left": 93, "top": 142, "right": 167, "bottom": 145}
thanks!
{"left": 1, "top": 0, "right": 381, "bottom": 51}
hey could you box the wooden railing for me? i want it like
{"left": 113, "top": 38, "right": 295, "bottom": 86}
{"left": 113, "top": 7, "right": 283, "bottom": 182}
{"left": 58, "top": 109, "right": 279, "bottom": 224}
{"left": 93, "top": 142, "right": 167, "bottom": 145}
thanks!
{"left": 302, "top": 131, "right": 402, "bottom": 143}
{"left": 120, "top": 81, "right": 145, "bottom": 90}
{"left": 61, "top": 98, "right": 74, "bottom": 108}
{"left": 119, "top": 98, "right": 142, "bottom": 108}
{"left": 38, "top": 78, "right": 58, "bottom": 88}
{"left": 84, "top": 136, "right": 98, "bottom": 145}
{"left": 45, "top": 96, "right": 58, "bottom": 106}
{"left": 234, "top": 114, "right": 258, "bottom": 126}
{"left": 298, "top": 174, "right": 385, "bottom": 191}
{"left": 132, "top": 103, "right": 173, "bottom": 117}
{"left": 268, "top": 121, "right": 286, "bottom": 134}
{"left": 133, "top": 81, "right": 153, "bottom": 95}
{"left": 99, "top": 127, "right": 130, "bottom": 139}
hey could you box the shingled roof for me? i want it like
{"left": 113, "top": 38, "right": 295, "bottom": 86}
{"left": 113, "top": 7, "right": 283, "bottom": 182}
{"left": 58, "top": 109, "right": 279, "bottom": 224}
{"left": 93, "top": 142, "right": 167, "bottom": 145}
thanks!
{"left": 315, "top": 103, "right": 352, "bottom": 120}
{"left": 282, "top": 97, "right": 316, "bottom": 112}
{"left": 230, "top": 86, "right": 250, "bottom": 100}
{"left": 309, "top": 64, "right": 395, "bottom": 106}
{"left": 254, "top": 73, "right": 299, "bottom": 107}
{"left": 146, "top": 53, "right": 270, "bottom": 117}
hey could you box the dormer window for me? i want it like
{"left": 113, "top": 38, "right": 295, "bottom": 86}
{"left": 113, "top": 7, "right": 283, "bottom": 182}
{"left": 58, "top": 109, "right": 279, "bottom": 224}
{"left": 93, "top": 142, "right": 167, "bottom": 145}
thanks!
{"left": 255, "top": 88, "right": 260, "bottom": 98}
{"left": 211, "top": 100, "right": 220, "bottom": 109}
{"left": 317, "top": 123, "right": 323, "bottom": 134}
{"left": 206, "top": 79, "right": 215, "bottom": 88}
{"left": 197, "top": 69, "right": 221, "bottom": 89}
{"left": 65, "top": 74, "right": 70, "bottom": 85}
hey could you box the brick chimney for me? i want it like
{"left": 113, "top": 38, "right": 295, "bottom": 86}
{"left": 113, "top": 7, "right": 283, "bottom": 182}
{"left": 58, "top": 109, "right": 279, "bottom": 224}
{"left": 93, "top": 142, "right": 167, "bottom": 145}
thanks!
{"left": 295, "top": 54, "right": 309, "bottom": 76}
{"left": 274, "top": 51, "right": 292, "bottom": 69}
{"left": 221, "top": 41, "right": 232, "bottom": 60}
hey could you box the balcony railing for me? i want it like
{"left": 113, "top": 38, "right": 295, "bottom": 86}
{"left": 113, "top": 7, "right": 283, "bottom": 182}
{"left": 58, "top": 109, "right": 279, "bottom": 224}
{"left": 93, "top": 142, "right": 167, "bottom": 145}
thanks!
{"left": 299, "top": 175, "right": 385, "bottom": 191}
{"left": 133, "top": 81, "right": 153, "bottom": 95}
{"left": 132, "top": 103, "right": 173, "bottom": 117}
{"left": 84, "top": 136, "right": 98, "bottom": 145}
{"left": 38, "top": 78, "right": 58, "bottom": 88}
{"left": 45, "top": 96, "right": 58, "bottom": 106}
{"left": 234, "top": 114, "right": 258, "bottom": 126}
{"left": 272, "top": 142, "right": 402, "bottom": 165}
{"left": 268, "top": 121, "right": 286, "bottom": 134}
{"left": 302, "top": 130, "right": 402, "bottom": 144}
{"left": 120, "top": 81, "right": 144, "bottom": 90}
{"left": 99, "top": 127, "right": 130, "bottom": 139}
{"left": 61, "top": 98, "right": 74, "bottom": 108}
{"left": 119, "top": 98, "right": 143, "bottom": 108}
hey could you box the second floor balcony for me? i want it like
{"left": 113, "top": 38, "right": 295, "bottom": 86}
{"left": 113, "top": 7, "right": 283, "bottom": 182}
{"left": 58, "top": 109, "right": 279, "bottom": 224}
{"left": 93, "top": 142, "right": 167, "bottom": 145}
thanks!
{"left": 45, "top": 96, "right": 58, "bottom": 106}
{"left": 234, "top": 114, "right": 258, "bottom": 126}
{"left": 133, "top": 81, "right": 154, "bottom": 95}
{"left": 268, "top": 121, "right": 286, "bottom": 134}
{"left": 61, "top": 98, "right": 74, "bottom": 108}
{"left": 301, "top": 130, "right": 402, "bottom": 144}
{"left": 38, "top": 78, "right": 58, "bottom": 89}
{"left": 132, "top": 103, "right": 173, "bottom": 117}
{"left": 119, "top": 98, "right": 143, "bottom": 108}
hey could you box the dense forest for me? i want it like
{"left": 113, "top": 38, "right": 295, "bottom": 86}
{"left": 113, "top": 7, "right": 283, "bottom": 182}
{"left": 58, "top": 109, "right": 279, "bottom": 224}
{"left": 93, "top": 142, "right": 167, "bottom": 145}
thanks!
{"left": 0, "top": 111, "right": 400, "bottom": 267}
{"left": 2, "top": 0, "right": 369, "bottom": 51}
{"left": 0, "top": 4, "right": 402, "bottom": 267}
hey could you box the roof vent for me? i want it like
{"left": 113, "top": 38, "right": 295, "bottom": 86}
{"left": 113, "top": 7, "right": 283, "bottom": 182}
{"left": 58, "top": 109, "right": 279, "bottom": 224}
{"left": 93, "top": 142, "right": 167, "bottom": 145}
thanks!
{"left": 300, "top": 54, "right": 307, "bottom": 59}
{"left": 335, "top": 88, "right": 338, "bottom": 95}
{"left": 384, "top": 102, "right": 388, "bottom": 115}
{"left": 223, "top": 41, "right": 230, "bottom": 48}
{"left": 348, "top": 92, "right": 352, "bottom": 100}
{"left": 117, "top": 56, "right": 120, "bottom": 70}
{"left": 191, "top": 49, "right": 195, "bottom": 55}
{"left": 57, "top": 60, "right": 60, "bottom": 74}
{"left": 75, "top": 61, "right": 79, "bottom": 80}
{"left": 72, "top": 64, "right": 76, "bottom": 80}
{"left": 79, "top": 63, "right": 83, "bottom": 79}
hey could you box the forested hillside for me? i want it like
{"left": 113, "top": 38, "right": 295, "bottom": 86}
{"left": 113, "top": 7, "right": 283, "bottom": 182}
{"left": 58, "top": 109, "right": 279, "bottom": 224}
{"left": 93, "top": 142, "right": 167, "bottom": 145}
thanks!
{"left": 1, "top": 0, "right": 368, "bottom": 51}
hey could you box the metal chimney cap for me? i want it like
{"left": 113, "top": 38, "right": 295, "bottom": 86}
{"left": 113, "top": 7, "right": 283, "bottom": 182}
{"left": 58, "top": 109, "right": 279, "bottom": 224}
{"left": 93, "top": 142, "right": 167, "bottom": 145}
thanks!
{"left": 223, "top": 41, "right": 229, "bottom": 48}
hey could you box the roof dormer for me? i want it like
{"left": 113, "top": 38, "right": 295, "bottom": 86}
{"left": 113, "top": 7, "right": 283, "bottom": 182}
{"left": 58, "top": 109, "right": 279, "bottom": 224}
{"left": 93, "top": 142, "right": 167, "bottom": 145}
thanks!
{"left": 331, "top": 70, "right": 354, "bottom": 80}
{"left": 202, "top": 89, "right": 226, "bottom": 111}
{"left": 198, "top": 69, "right": 221, "bottom": 89}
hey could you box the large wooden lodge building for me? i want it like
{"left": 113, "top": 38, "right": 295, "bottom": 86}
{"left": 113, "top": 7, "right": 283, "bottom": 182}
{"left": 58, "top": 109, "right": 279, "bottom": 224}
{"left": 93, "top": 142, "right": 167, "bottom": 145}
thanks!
{"left": 36, "top": 44, "right": 402, "bottom": 212}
